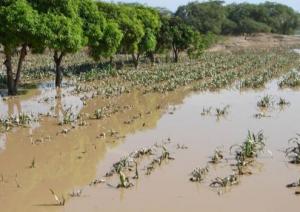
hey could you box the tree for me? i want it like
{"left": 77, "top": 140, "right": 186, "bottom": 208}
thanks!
{"left": 221, "top": 18, "right": 238, "bottom": 35}
{"left": 43, "top": 14, "right": 84, "bottom": 87}
{"left": 171, "top": 17, "right": 196, "bottom": 62}
{"left": 29, "top": 0, "right": 86, "bottom": 87}
{"left": 139, "top": 28, "right": 157, "bottom": 64}
{"left": 240, "top": 18, "right": 271, "bottom": 37}
{"left": 225, "top": 2, "right": 300, "bottom": 35}
{"left": 259, "top": 2, "right": 299, "bottom": 34}
{"left": 188, "top": 32, "right": 217, "bottom": 59}
{"left": 225, "top": 3, "right": 266, "bottom": 35}
{"left": 0, "top": 0, "right": 39, "bottom": 95}
{"left": 132, "top": 5, "right": 161, "bottom": 67}
{"left": 97, "top": 2, "right": 145, "bottom": 68}
{"left": 175, "top": 1, "right": 300, "bottom": 36}
{"left": 157, "top": 16, "right": 196, "bottom": 62}
{"left": 156, "top": 14, "right": 173, "bottom": 54}
{"left": 79, "top": 0, "right": 106, "bottom": 51}
{"left": 79, "top": 0, "right": 122, "bottom": 63}
{"left": 176, "top": 1, "right": 226, "bottom": 34}
{"left": 88, "top": 21, "right": 123, "bottom": 63}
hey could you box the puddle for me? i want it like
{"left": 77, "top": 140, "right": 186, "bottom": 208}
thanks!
{"left": 0, "top": 79, "right": 300, "bottom": 212}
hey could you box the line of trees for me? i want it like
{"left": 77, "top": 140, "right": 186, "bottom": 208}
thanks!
{"left": 176, "top": 1, "right": 300, "bottom": 36}
{"left": 1, "top": 1, "right": 299, "bottom": 96}
{"left": 1, "top": 0, "right": 212, "bottom": 95}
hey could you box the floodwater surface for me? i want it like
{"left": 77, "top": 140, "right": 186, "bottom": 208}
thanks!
{"left": 0, "top": 80, "right": 300, "bottom": 212}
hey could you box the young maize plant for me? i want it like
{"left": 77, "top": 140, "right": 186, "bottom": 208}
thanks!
{"left": 257, "top": 95, "right": 274, "bottom": 108}
{"left": 215, "top": 105, "right": 230, "bottom": 118}
{"left": 189, "top": 167, "right": 209, "bottom": 183}
{"left": 277, "top": 97, "right": 290, "bottom": 106}
{"left": 117, "top": 171, "right": 134, "bottom": 189}
{"left": 210, "top": 174, "right": 239, "bottom": 188}
{"left": 49, "top": 189, "right": 65, "bottom": 206}
{"left": 230, "top": 130, "right": 266, "bottom": 159}
{"left": 209, "top": 148, "right": 224, "bottom": 164}
{"left": 285, "top": 134, "right": 300, "bottom": 164}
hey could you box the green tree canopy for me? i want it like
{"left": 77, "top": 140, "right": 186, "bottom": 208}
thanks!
{"left": 156, "top": 14, "right": 173, "bottom": 54}
{"left": 79, "top": 0, "right": 106, "bottom": 47}
{"left": 157, "top": 16, "right": 197, "bottom": 62}
{"left": 97, "top": 2, "right": 145, "bottom": 58}
{"left": 98, "top": 3, "right": 163, "bottom": 67}
{"left": 89, "top": 21, "right": 123, "bottom": 60}
{"left": 29, "top": 0, "right": 109, "bottom": 87}
{"left": 175, "top": 1, "right": 300, "bottom": 35}
{"left": 130, "top": 5, "right": 161, "bottom": 67}
{"left": 259, "top": 2, "right": 299, "bottom": 34}
{"left": 176, "top": 1, "right": 227, "bottom": 34}
{"left": 0, "top": 0, "right": 40, "bottom": 95}
{"left": 79, "top": 0, "right": 122, "bottom": 63}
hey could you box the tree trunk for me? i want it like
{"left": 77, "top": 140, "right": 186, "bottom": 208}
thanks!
{"left": 109, "top": 56, "right": 113, "bottom": 67}
{"left": 14, "top": 44, "right": 27, "bottom": 92}
{"left": 4, "top": 53, "right": 16, "bottom": 95}
{"left": 3, "top": 45, "right": 28, "bottom": 96}
{"left": 172, "top": 44, "right": 179, "bottom": 63}
{"left": 54, "top": 51, "right": 64, "bottom": 88}
{"left": 174, "top": 49, "right": 179, "bottom": 63}
{"left": 132, "top": 53, "right": 139, "bottom": 69}
{"left": 148, "top": 52, "right": 155, "bottom": 65}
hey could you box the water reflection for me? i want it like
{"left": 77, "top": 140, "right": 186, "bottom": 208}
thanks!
{"left": 55, "top": 87, "right": 63, "bottom": 120}
{"left": 0, "top": 86, "right": 188, "bottom": 212}
{"left": 0, "top": 134, "right": 6, "bottom": 152}
{"left": 7, "top": 98, "right": 22, "bottom": 115}
{"left": 0, "top": 82, "right": 83, "bottom": 120}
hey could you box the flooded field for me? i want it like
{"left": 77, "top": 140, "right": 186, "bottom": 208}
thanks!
{"left": 1, "top": 0, "right": 300, "bottom": 209}
{"left": 63, "top": 80, "right": 300, "bottom": 212}
{"left": 0, "top": 46, "right": 299, "bottom": 212}
{"left": 1, "top": 76, "right": 300, "bottom": 212}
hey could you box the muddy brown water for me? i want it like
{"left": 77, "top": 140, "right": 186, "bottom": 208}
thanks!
{"left": 0, "top": 80, "right": 300, "bottom": 212}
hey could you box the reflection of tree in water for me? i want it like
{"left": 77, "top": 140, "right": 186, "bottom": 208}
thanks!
{"left": 55, "top": 88, "right": 63, "bottom": 121}
{"left": 0, "top": 133, "right": 7, "bottom": 151}
{"left": 7, "top": 98, "right": 21, "bottom": 116}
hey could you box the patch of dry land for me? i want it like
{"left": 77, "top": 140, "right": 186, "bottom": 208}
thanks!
{"left": 209, "top": 33, "right": 300, "bottom": 52}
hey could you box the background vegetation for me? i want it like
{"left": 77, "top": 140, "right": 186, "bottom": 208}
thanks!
{"left": 176, "top": 1, "right": 300, "bottom": 36}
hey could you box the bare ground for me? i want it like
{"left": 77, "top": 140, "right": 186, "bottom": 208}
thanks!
{"left": 209, "top": 33, "right": 300, "bottom": 52}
